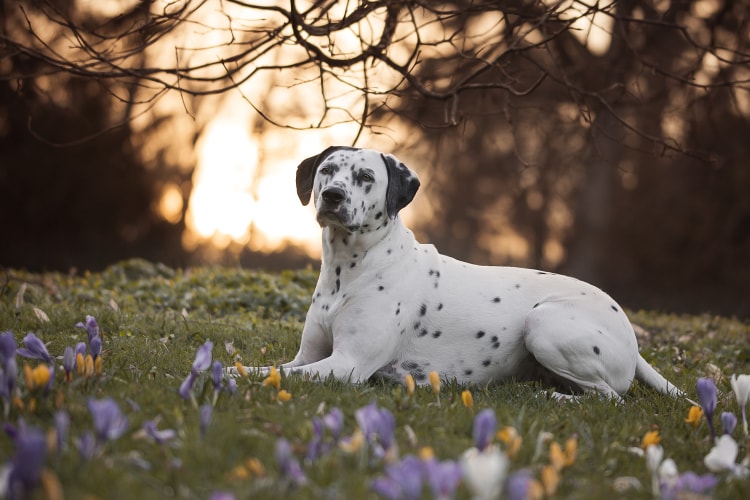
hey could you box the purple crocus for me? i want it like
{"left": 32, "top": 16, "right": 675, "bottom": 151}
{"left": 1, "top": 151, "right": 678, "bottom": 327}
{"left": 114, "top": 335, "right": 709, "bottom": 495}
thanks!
{"left": 88, "top": 397, "right": 129, "bottom": 442}
{"left": 506, "top": 469, "right": 535, "bottom": 500}
{"left": 211, "top": 360, "right": 223, "bottom": 392}
{"left": 307, "top": 417, "right": 326, "bottom": 461}
{"left": 356, "top": 402, "right": 396, "bottom": 458}
{"left": 6, "top": 424, "right": 47, "bottom": 499}
{"left": 275, "top": 438, "right": 307, "bottom": 487}
{"left": 199, "top": 404, "right": 213, "bottom": 437}
{"left": 75, "top": 342, "right": 87, "bottom": 359}
{"left": 425, "top": 458, "right": 463, "bottom": 499}
{"left": 143, "top": 420, "right": 177, "bottom": 444}
{"left": 323, "top": 407, "right": 344, "bottom": 440}
{"left": 89, "top": 335, "right": 102, "bottom": 359}
{"left": 191, "top": 340, "right": 213, "bottom": 374}
{"left": 16, "top": 333, "right": 52, "bottom": 363}
{"left": 75, "top": 315, "right": 100, "bottom": 343}
{"left": 54, "top": 411, "right": 70, "bottom": 453}
{"left": 721, "top": 411, "right": 737, "bottom": 435}
{"left": 472, "top": 409, "right": 497, "bottom": 451}
{"left": 697, "top": 378, "right": 717, "bottom": 440}
{"left": 76, "top": 431, "right": 97, "bottom": 460}
{"left": 62, "top": 346, "right": 76, "bottom": 381}
{"left": 0, "top": 331, "right": 18, "bottom": 399}
{"left": 661, "top": 471, "right": 718, "bottom": 500}
{"left": 179, "top": 372, "right": 198, "bottom": 401}
{"left": 372, "top": 455, "right": 424, "bottom": 500}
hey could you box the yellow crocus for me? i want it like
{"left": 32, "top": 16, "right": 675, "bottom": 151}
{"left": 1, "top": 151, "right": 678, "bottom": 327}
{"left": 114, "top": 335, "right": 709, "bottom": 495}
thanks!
{"left": 429, "top": 371, "right": 441, "bottom": 395}
{"left": 641, "top": 430, "right": 661, "bottom": 449}
{"left": 405, "top": 374, "right": 416, "bottom": 397}
{"left": 497, "top": 426, "right": 522, "bottom": 459}
{"left": 563, "top": 435, "right": 578, "bottom": 467}
{"left": 76, "top": 353, "right": 85, "bottom": 376}
{"left": 419, "top": 447, "right": 435, "bottom": 461}
{"left": 685, "top": 405, "right": 703, "bottom": 428}
{"left": 549, "top": 441, "right": 565, "bottom": 471}
{"left": 540, "top": 464, "right": 560, "bottom": 496}
{"left": 234, "top": 361, "right": 248, "bottom": 378}
{"left": 461, "top": 390, "right": 474, "bottom": 410}
{"left": 277, "top": 389, "right": 292, "bottom": 402}
{"left": 263, "top": 366, "right": 281, "bottom": 390}
{"left": 84, "top": 354, "right": 94, "bottom": 377}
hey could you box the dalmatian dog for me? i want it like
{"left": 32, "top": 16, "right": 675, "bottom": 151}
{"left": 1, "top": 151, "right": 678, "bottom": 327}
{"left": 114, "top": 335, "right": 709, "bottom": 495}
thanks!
{"left": 231, "top": 146, "right": 683, "bottom": 400}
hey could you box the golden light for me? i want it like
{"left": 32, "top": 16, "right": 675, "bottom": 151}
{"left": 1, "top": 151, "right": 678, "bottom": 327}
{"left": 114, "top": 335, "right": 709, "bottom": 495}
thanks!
{"left": 158, "top": 183, "right": 184, "bottom": 224}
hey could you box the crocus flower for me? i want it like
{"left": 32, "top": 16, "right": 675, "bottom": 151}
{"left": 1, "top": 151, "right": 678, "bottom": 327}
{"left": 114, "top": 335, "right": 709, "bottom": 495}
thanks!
{"left": 323, "top": 407, "right": 344, "bottom": 440}
{"left": 472, "top": 409, "right": 497, "bottom": 452}
{"left": 6, "top": 424, "right": 47, "bottom": 499}
{"left": 62, "top": 346, "right": 75, "bottom": 382}
{"left": 377, "top": 455, "right": 424, "bottom": 500}
{"left": 191, "top": 340, "right": 213, "bottom": 374}
{"left": 424, "top": 458, "right": 463, "bottom": 500}
{"left": 211, "top": 360, "right": 223, "bottom": 392}
{"left": 405, "top": 374, "right": 415, "bottom": 397}
{"left": 684, "top": 405, "right": 703, "bottom": 428}
{"left": 661, "top": 471, "right": 718, "bottom": 500}
{"left": 0, "top": 331, "right": 18, "bottom": 399}
{"left": 54, "top": 411, "right": 70, "bottom": 453}
{"left": 497, "top": 426, "right": 523, "bottom": 459}
{"left": 76, "top": 431, "right": 96, "bottom": 460}
{"left": 199, "top": 404, "right": 212, "bottom": 437}
{"left": 429, "top": 371, "right": 441, "bottom": 396}
{"left": 703, "top": 434, "right": 747, "bottom": 475}
{"left": 356, "top": 402, "right": 397, "bottom": 459}
{"left": 506, "top": 469, "right": 540, "bottom": 500}
{"left": 143, "top": 420, "right": 177, "bottom": 444}
{"left": 89, "top": 336, "right": 102, "bottom": 359}
{"left": 263, "top": 366, "right": 281, "bottom": 390}
{"left": 697, "top": 377, "right": 717, "bottom": 440}
{"left": 88, "top": 398, "right": 129, "bottom": 442}
{"left": 460, "top": 444, "right": 508, "bottom": 500}
{"left": 730, "top": 374, "right": 750, "bottom": 436}
{"left": 16, "top": 333, "right": 52, "bottom": 363}
{"left": 275, "top": 438, "right": 307, "bottom": 486}
{"left": 178, "top": 372, "right": 197, "bottom": 401}
{"left": 721, "top": 411, "right": 737, "bottom": 435}
{"left": 277, "top": 389, "right": 292, "bottom": 402}
{"left": 75, "top": 315, "right": 100, "bottom": 343}
{"left": 462, "top": 390, "right": 474, "bottom": 410}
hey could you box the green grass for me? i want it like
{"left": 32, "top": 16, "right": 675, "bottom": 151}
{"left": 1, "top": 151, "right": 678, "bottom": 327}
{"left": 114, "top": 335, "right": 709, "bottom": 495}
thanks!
{"left": 1, "top": 259, "right": 749, "bottom": 499}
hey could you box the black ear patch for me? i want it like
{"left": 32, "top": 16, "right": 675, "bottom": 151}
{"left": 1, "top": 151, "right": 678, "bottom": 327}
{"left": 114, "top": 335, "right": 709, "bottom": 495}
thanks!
{"left": 295, "top": 146, "right": 357, "bottom": 205}
{"left": 382, "top": 154, "right": 420, "bottom": 218}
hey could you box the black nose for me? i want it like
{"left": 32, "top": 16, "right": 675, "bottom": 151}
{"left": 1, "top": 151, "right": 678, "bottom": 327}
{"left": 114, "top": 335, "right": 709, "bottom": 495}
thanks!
{"left": 321, "top": 187, "right": 345, "bottom": 205}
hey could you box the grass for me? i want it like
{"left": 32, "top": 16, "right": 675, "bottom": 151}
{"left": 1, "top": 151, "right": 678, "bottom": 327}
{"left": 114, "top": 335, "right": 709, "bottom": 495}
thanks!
{"left": 1, "top": 258, "right": 749, "bottom": 499}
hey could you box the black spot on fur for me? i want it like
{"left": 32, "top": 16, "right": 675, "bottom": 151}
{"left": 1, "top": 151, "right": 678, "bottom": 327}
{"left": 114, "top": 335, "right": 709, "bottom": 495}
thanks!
{"left": 375, "top": 212, "right": 383, "bottom": 219}
{"left": 533, "top": 302, "right": 540, "bottom": 309}
{"left": 419, "top": 304, "right": 427, "bottom": 316}
{"left": 418, "top": 328, "right": 428, "bottom": 337}
{"left": 464, "top": 369, "right": 473, "bottom": 376}
{"left": 491, "top": 335, "right": 498, "bottom": 342}
{"left": 476, "top": 331, "right": 485, "bottom": 339}
{"left": 350, "top": 262, "right": 356, "bottom": 268}
{"left": 611, "top": 305, "right": 619, "bottom": 312}
{"left": 378, "top": 286, "right": 385, "bottom": 291}
{"left": 492, "top": 297, "right": 501, "bottom": 303}
{"left": 437, "top": 303, "right": 443, "bottom": 311}
{"left": 593, "top": 346, "right": 601, "bottom": 355}
{"left": 482, "top": 359, "right": 491, "bottom": 367}
{"left": 515, "top": 284, "right": 521, "bottom": 289}
{"left": 492, "top": 342, "right": 500, "bottom": 349}
{"left": 335, "top": 279, "right": 340, "bottom": 293}
{"left": 335, "top": 266, "right": 341, "bottom": 275}
{"left": 432, "top": 331, "right": 442, "bottom": 339}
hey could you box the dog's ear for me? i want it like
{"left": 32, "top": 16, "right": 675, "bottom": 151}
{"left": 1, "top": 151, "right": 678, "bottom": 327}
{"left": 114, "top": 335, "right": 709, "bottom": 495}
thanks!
{"left": 296, "top": 146, "right": 345, "bottom": 205}
{"left": 382, "top": 154, "right": 420, "bottom": 218}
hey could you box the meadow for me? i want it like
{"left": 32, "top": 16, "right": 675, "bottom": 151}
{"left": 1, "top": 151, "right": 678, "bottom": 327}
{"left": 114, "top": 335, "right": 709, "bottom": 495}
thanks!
{"left": 1, "top": 259, "right": 748, "bottom": 499}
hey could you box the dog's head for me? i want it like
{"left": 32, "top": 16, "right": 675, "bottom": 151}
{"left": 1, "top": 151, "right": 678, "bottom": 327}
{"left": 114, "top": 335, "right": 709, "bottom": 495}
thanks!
{"left": 296, "top": 147, "right": 420, "bottom": 232}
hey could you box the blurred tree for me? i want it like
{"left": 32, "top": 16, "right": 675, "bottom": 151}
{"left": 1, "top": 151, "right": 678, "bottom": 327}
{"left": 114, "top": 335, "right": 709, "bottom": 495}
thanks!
{"left": 1, "top": 1, "right": 748, "bottom": 313}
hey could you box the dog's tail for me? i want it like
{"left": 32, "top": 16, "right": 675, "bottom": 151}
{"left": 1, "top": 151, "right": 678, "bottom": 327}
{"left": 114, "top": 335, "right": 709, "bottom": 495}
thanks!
{"left": 635, "top": 355, "right": 688, "bottom": 399}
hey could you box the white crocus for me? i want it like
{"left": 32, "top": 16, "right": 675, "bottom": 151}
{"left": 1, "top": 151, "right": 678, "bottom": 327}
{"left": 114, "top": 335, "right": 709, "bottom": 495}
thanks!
{"left": 460, "top": 444, "right": 509, "bottom": 500}
{"left": 704, "top": 434, "right": 738, "bottom": 473}
{"left": 730, "top": 374, "right": 750, "bottom": 436}
{"left": 645, "top": 444, "right": 664, "bottom": 497}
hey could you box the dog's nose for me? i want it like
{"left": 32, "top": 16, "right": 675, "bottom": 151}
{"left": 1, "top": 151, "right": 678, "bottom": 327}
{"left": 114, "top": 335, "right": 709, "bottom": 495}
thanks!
{"left": 321, "top": 187, "right": 345, "bottom": 205}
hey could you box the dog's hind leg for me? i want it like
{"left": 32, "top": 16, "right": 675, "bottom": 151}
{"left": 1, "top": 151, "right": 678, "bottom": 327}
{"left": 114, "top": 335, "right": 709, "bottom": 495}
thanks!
{"left": 522, "top": 300, "right": 638, "bottom": 400}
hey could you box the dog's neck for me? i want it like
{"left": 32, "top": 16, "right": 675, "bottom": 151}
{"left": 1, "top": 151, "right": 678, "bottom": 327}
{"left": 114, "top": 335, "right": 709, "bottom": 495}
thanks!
{"left": 320, "top": 216, "right": 411, "bottom": 277}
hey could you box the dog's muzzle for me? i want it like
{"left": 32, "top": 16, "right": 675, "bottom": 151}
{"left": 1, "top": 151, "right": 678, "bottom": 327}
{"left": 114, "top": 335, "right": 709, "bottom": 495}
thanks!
{"left": 317, "top": 186, "right": 350, "bottom": 227}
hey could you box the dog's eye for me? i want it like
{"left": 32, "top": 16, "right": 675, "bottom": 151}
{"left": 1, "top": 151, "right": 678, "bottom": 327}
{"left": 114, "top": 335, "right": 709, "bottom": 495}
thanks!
{"left": 360, "top": 172, "right": 374, "bottom": 182}
{"left": 319, "top": 166, "right": 332, "bottom": 175}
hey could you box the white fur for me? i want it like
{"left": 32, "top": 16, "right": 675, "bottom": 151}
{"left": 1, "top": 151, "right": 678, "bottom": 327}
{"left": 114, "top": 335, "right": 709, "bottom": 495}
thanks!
{"left": 230, "top": 148, "right": 683, "bottom": 400}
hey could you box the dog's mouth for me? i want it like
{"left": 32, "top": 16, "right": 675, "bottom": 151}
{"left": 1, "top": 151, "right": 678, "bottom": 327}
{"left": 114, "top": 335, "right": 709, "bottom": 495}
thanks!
{"left": 316, "top": 208, "right": 360, "bottom": 232}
